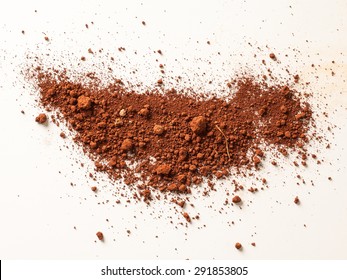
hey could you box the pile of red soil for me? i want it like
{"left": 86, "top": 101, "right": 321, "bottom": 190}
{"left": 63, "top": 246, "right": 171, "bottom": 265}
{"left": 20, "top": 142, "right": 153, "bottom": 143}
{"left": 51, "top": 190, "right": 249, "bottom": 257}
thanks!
{"left": 33, "top": 69, "right": 312, "bottom": 200}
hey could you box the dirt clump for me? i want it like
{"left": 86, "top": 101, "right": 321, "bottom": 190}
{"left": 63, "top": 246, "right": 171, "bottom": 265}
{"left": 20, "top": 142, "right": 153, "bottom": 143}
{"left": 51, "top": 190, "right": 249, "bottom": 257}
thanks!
{"left": 77, "top": 95, "right": 92, "bottom": 110}
{"left": 232, "top": 196, "right": 242, "bottom": 204}
{"left": 190, "top": 116, "right": 207, "bottom": 135}
{"left": 156, "top": 164, "right": 172, "bottom": 176}
{"left": 153, "top": 124, "right": 165, "bottom": 135}
{"left": 121, "top": 139, "right": 133, "bottom": 151}
{"left": 96, "top": 231, "right": 104, "bottom": 241}
{"left": 32, "top": 69, "right": 312, "bottom": 197}
{"left": 35, "top": 113, "right": 47, "bottom": 124}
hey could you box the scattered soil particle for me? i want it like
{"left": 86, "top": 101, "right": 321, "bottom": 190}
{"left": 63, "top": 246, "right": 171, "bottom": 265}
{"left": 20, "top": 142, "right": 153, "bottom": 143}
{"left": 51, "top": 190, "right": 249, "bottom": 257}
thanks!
{"left": 91, "top": 186, "right": 97, "bottom": 192}
{"left": 251, "top": 242, "right": 256, "bottom": 247}
{"left": 253, "top": 156, "right": 261, "bottom": 166}
{"left": 182, "top": 212, "right": 191, "bottom": 223}
{"left": 77, "top": 95, "right": 92, "bottom": 109}
{"left": 294, "top": 74, "right": 300, "bottom": 83}
{"left": 269, "top": 53, "right": 276, "bottom": 60}
{"left": 232, "top": 196, "right": 242, "bottom": 204}
{"left": 35, "top": 113, "right": 47, "bottom": 124}
{"left": 235, "top": 242, "right": 242, "bottom": 250}
{"left": 157, "top": 78, "right": 163, "bottom": 85}
{"left": 96, "top": 231, "right": 104, "bottom": 241}
{"left": 294, "top": 196, "right": 300, "bottom": 204}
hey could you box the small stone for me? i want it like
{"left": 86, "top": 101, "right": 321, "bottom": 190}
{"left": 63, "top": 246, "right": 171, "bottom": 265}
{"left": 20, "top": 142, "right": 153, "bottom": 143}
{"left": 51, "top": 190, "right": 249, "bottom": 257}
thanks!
{"left": 156, "top": 164, "right": 171, "bottom": 175}
{"left": 190, "top": 116, "right": 207, "bottom": 135}
{"left": 121, "top": 138, "right": 133, "bottom": 151}
{"left": 77, "top": 95, "right": 92, "bottom": 109}
{"left": 138, "top": 108, "right": 150, "bottom": 117}
{"left": 119, "top": 109, "right": 127, "bottom": 117}
{"left": 153, "top": 125, "right": 165, "bottom": 135}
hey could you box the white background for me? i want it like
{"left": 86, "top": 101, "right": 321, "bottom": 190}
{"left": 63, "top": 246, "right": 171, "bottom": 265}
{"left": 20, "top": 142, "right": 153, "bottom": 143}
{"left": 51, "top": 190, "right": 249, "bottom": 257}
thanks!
{"left": 0, "top": 0, "right": 346, "bottom": 259}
